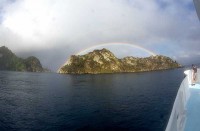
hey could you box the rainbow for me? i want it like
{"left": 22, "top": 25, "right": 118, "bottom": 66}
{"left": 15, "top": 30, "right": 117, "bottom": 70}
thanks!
{"left": 76, "top": 42, "right": 156, "bottom": 56}
{"left": 58, "top": 42, "right": 156, "bottom": 71}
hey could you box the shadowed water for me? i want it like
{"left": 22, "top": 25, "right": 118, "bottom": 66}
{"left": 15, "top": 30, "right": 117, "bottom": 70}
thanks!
{"left": 0, "top": 69, "right": 184, "bottom": 131}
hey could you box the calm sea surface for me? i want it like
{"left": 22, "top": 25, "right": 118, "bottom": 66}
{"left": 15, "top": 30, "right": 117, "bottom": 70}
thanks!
{"left": 0, "top": 69, "right": 184, "bottom": 131}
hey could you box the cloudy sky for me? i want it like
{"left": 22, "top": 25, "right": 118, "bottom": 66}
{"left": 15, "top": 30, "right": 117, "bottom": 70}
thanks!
{"left": 0, "top": 0, "right": 200, "bottom": 71}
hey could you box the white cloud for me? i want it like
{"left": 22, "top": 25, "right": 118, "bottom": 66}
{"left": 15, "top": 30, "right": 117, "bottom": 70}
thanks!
{"left": 0, "top": 0, "right": 200, "bottom": 71}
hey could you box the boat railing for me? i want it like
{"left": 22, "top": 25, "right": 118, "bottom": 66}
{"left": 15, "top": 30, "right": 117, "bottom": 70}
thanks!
{"left": 185, "top": 68, "right": 200, "bottom": 84}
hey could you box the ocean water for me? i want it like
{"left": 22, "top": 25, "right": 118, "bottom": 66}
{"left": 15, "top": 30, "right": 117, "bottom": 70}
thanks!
{"left": 0, "top": 69, "right": 184, "bottom": 131}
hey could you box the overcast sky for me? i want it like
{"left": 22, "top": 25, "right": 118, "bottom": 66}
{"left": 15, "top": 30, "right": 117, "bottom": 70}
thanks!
{"left": 0, "top": 0, "right": 200, "bottom": 71}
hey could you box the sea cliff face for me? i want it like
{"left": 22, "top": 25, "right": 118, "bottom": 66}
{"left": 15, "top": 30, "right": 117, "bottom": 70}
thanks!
{"left": 58, "top": 48, "right": 181, "bottom": 74}
{"left": 0, "top": 46, "right": 45, "bottom": 72}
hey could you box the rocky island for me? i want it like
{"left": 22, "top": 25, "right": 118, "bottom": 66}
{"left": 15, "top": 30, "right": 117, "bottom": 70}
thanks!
{"left": 58, "top": 48, "right": 181, "bottom": 74}
{"left": 0, "top": 46, "right": 45, "bottom": 72}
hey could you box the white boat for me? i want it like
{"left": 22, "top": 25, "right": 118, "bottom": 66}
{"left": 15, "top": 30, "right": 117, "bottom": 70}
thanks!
{"left": 165, "top": 68, "right": 200, "bottom": 131}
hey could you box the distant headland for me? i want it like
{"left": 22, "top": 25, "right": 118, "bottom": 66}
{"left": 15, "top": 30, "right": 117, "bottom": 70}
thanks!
{"left": 0, "top": 46, "right": 48, "bottom": 72}
{"left": 58, "top": 48, "right": 181, "bottom": 74}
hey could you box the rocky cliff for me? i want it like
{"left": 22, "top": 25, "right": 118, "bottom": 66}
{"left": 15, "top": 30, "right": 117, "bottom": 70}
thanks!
{"left": 58, "top": 48, "right": 181, "bottom": 74}
{"left": 0, "top": 46, "right": 45, "bottom": 72}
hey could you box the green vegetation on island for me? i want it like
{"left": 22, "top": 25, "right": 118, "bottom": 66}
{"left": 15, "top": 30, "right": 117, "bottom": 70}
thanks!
{"left": 0, "top": 46, "right": 45, "bottom": 72}
{"left": 58, "top": 48, "right": 181, "bottom": 74}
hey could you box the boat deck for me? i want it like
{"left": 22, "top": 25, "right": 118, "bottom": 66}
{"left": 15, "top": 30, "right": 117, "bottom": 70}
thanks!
{"left": 184, "top": 83, "right": 200, "bottom": 131}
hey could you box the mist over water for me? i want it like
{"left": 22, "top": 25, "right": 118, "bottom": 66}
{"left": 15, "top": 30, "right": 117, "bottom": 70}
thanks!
{"left": 0, "top": 69, "right": 184, "bottom": 130}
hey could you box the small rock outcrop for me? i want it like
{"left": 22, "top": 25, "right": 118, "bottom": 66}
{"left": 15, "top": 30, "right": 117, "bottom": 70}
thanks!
{"left": 24, "top": 56, "right": 44, "bottom": 72}
{"left": 58, "top": 48, "right": 181, "bottom": 74}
